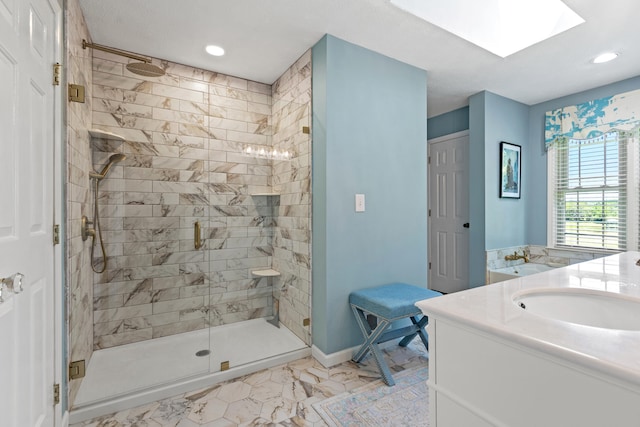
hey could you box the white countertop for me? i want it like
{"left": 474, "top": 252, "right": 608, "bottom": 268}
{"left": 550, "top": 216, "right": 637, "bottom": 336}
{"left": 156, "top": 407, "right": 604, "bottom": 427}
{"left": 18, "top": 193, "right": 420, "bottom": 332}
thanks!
{"left": 416, "top": 251, "right": 640, "bottom": 387}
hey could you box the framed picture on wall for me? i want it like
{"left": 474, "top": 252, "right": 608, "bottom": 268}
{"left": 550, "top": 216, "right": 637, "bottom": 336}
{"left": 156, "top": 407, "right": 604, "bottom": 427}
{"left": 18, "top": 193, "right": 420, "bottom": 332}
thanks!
{"left": 500, "top": 141, "right": 521, "bottom": 199}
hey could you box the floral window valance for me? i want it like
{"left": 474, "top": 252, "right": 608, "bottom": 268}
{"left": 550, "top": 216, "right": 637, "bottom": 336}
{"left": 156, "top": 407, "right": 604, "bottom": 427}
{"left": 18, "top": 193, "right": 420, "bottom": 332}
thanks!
{"left": 545, "top": 88, "right": 640, "bottom": 148}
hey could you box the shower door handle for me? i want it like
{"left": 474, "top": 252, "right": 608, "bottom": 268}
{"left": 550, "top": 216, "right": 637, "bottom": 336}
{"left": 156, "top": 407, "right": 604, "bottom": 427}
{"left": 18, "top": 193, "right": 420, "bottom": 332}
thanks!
{"left": 194, "top": 221, "right": 203, "bottom": 250}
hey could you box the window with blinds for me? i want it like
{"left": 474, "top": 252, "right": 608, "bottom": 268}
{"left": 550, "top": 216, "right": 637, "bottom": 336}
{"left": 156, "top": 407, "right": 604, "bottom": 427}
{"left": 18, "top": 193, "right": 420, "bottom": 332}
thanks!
{"left": 550, "top": 132, "right": 630, "bottom": 251}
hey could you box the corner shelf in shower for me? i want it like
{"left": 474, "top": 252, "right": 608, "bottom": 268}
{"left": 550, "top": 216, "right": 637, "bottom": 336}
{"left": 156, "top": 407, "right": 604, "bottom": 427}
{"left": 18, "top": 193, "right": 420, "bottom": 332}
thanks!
{"left": 89, "top": 129, "right": 125, "bottom": 141}
{"left": 251, "top": 269, "right": 281, "bottom": 277}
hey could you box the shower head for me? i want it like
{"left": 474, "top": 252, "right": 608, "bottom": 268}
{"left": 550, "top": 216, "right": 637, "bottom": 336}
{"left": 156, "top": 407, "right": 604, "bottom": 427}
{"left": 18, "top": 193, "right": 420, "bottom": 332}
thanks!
{"left": 90, "top": 153, "right": 126, "bottom": 180}
{"left": 82, "top": 39, "right": 166, "bottom": 77}
{"left": 126, "top": 62, "right": 165, "bottom": 78}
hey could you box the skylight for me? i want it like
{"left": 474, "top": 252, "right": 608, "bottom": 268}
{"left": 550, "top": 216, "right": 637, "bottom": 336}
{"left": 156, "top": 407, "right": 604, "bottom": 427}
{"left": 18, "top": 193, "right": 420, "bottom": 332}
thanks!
{"left": 390, "top": 0, "right": 585, "bottom": 58}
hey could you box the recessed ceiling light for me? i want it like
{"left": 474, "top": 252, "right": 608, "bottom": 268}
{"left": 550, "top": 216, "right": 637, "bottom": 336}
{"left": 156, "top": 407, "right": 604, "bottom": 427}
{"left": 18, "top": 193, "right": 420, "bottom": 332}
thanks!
{"left": 390, "top": 0, "right": 584, "bottom": 58}
{"left": 592, "top": 52, "right": 618, "bottom": 64}
{"left": 205, "top": 45, "right": 225, "bottom": 57}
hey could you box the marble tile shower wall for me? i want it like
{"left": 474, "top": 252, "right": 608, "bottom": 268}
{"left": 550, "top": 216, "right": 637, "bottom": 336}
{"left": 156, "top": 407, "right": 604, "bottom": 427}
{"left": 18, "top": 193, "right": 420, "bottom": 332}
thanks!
{"left": 66, "top": 0, "right": 94, "bottom": 405}
{"left": 89, "top": 50, "right": 281, "bottom": 349}
{"left": 271, "top": 51, "right": 312, "bottom": 345}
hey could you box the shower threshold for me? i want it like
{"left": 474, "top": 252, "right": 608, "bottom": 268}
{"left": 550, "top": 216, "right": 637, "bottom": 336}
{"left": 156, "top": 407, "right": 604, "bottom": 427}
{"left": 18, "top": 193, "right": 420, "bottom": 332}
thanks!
{"left": 70, "top": 318, "right": 310, "bottom": 424}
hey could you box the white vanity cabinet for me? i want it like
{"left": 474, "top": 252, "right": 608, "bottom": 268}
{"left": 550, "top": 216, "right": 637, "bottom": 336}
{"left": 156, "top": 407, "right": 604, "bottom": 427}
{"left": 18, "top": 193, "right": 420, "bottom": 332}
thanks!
{"left": 425, "top": 318, "right": 640, "bottom": 427}
{"left": 416, "top": 252, "right": 640, "bottom": 427}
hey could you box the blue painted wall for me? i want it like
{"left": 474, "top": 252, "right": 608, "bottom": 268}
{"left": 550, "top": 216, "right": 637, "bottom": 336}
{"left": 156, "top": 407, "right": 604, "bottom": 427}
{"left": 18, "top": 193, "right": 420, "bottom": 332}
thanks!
{"left": 526, "top": 75, "right": 640, "bottom": 245}
{"left": 468, "top": 91, "right": 530, "bottom": 286}
{"left": 468, "top": 93, "right": 486, "bottom": 287}
{"left": 427, "top": 106, "right": 469, "bottom": 139}
{"left": 312, "top": 35, "right": 428, "bottom": 354}
{"left": 484, "top": 92, "right": 530, "bottom": 250}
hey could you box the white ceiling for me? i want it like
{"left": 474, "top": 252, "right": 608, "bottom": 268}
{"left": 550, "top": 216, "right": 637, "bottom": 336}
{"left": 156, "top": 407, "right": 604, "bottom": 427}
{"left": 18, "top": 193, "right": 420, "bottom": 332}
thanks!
{"left": 79, "top": 0, "right": 640, "bottom": 117}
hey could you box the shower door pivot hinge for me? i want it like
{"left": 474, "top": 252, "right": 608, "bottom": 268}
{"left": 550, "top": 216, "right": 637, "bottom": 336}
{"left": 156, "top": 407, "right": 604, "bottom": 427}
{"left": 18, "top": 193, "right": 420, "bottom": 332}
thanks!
{"left": 68, "top": 83, "right": 85, "bottom": 103}
{"left": 303, "top": 318, "right": 310, "bottom": 326}
{"left": 53, "top": 383, "right": 60, "bottom": 405}
{"left": 69, "top": 360, "right": 86, "bottom": 380}
{"left": 220, "top": 361, "right": 230, "bottom": 371}
{"left": 53, "top": 63, "right": 61, "bottom": 86}
{"left": 302, "top": 126, "right": 310, "bottom": 134}
{"left": 53, "top": 224, "right": 60, "bottom": 245}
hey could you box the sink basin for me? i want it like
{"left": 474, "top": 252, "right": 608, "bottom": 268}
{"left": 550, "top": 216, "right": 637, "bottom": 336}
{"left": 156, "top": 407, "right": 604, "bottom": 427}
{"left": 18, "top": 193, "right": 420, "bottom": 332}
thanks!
{"left": 513, "top": 288, "right": 640, "bottom": 330}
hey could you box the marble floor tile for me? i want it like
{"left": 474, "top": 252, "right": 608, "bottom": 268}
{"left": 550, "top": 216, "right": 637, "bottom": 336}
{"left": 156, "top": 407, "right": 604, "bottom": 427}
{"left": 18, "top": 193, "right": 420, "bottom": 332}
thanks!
{"left": 71, "top": 340, "right": 428, "bottom": 427}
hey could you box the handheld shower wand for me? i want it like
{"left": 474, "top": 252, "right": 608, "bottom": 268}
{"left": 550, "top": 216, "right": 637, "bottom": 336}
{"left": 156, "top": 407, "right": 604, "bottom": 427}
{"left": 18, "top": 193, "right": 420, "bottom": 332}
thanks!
{"left": 83, "top": 153, "right": 126, "bottom": 273}
{"left": 90, "top": 153, "right": 127, "bottom": 180}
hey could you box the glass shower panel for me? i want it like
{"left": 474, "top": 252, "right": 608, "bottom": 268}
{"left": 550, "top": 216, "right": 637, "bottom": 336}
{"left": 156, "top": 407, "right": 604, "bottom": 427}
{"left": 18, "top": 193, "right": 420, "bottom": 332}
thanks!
{"left": 205, "top": 75, "right": 277, "bottom": 372}
{"left": 73, "top": 59, "right": 214, "bottom": 407}
{"left": 271, "top": 99, "right": 313, "bottom": 347}
{"left": 206, "top": 73, "right": 312, "bottom": 372}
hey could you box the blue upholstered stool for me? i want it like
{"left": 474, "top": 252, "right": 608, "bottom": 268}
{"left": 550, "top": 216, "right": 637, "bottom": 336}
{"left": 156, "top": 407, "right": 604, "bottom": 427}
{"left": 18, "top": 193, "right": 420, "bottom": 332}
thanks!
{"left": 349, "top": 283, "right": 442, "bottom": 386}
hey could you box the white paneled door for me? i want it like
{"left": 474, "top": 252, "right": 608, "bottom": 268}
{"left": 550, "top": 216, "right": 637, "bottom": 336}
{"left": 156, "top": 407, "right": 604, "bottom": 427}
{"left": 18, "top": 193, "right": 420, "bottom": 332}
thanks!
{"left": 0, "top": 0, "right": 60, "bottom": 426}
{"left": 428, "top": 132, "right": 470, "bottom": 293}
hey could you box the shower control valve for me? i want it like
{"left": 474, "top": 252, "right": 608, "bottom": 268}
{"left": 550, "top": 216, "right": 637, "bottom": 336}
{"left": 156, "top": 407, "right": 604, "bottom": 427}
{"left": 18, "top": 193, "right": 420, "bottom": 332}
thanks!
{"left": 81, "top": 215, "right": 96, "bottom": 241}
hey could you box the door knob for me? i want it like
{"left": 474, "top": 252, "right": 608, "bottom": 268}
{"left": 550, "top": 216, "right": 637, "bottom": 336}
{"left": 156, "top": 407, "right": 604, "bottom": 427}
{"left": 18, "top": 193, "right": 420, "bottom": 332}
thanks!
{"left": 0, "top": 272, "right": 24, "bottom": 303}
{"left": 463, "top": 223, "right": 470, "bottom": 228}
{"left": 2, "top": 272, "right": 24, "bottom": 293}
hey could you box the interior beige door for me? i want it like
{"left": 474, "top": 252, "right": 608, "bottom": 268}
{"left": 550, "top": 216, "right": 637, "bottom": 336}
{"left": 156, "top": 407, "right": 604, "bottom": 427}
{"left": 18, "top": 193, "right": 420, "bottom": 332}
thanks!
{"left": 428, "top": 132, "right": 470, "bottom": 293}
{"left": 0, "top": 0, "right": 60, "bottom": 425}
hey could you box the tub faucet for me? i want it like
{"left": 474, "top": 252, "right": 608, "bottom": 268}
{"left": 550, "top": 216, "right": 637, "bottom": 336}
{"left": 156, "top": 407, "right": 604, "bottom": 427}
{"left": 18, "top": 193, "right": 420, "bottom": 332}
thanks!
{"left": 504, "top": 250, "right": 529, "bottom": 263}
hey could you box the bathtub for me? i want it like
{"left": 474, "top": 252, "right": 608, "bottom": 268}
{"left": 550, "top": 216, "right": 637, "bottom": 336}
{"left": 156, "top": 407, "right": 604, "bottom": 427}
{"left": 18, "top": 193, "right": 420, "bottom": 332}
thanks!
{"left": 488, "top": 263, "right": 559, "bottom": 284}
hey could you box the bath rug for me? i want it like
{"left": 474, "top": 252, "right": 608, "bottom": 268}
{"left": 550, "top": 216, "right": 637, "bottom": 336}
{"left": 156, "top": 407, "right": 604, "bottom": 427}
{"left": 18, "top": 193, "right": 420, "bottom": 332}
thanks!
{"left": 313, "top": 367, "right": 429, "bottom": 427}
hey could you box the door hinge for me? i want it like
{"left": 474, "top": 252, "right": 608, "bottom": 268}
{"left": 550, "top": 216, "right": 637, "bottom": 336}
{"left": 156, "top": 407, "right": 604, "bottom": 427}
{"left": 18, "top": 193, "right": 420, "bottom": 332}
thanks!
{"left": 69, "top": 360, "right": 86, "bottom": 380}
{"left": 53, "top": 383, "right": 60, "bottom": 405}
{"left": 429, "top": 262, "right": 432, "bottom": 270}
{"left": 53, "top": 62, "right": 61, "bottom": 86}
{"left": 53, "top": 224, "right": 60, "bottom": 245}
{"left": 428, "top": 209, "right": 431, "bottom": 217}
{"left": 428, "top": 156, "right": 431, "bottom": 164}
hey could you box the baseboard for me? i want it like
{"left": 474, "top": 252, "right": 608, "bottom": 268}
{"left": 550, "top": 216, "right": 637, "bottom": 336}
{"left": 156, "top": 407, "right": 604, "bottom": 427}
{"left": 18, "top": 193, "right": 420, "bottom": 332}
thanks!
{"left": 312, "top": 344, "right": 357, "bottom": 368}
{"left": 311, "top": 339, "right": 401, "bottom": 368}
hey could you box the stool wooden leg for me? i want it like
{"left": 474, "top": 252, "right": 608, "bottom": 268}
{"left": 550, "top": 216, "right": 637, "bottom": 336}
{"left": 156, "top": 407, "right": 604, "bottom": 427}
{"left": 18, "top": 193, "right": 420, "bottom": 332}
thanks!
{"left": 415, "top": 318, "right": 430, "bottom": 350}
{"left": 351, "top": 305, "right": 392, "bottom": 362}
{"left": 398, "top": 315, "right": 429, "bottom": 348}
{"left": 370, "top": 341, "right": 396, "bottom": 386}
{"left": 350, "top": 306, "right": 396, "bottom": 386}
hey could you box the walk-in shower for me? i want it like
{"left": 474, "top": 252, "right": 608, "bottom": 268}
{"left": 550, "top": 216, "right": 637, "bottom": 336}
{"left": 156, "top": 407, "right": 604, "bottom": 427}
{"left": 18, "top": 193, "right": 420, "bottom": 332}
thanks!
{"left": 67, "top": 38, "right": 313, "bottom": 422}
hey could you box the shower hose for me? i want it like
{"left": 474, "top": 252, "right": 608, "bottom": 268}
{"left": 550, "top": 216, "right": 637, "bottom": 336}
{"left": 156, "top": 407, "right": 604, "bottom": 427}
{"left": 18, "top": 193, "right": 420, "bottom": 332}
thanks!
{"left": 90, "top": 178, "right": 108, "bottom": 273}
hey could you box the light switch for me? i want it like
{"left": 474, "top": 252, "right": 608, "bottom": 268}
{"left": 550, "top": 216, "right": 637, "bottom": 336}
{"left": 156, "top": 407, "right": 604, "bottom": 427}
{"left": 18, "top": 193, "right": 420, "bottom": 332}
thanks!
{"left": 355, "top": 194, "right": 365, "bottom": 212}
